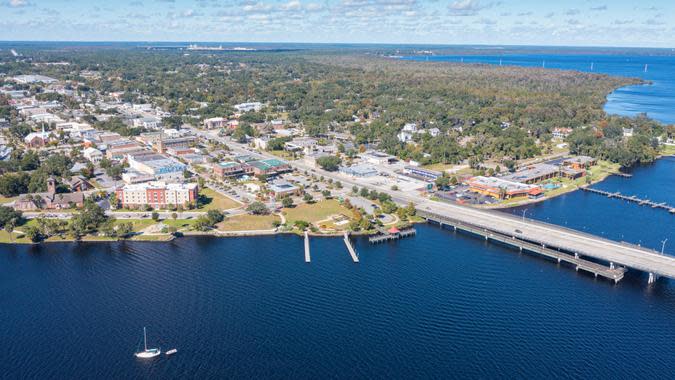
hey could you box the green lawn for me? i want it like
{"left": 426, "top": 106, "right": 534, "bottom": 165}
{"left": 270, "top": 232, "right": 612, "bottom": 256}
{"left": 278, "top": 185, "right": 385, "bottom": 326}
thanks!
{"left": 216, "top": 214, "right": 280, "bottom": 231}
{"left": 198, "top": 188, "right": 241, "bottom": 211}
{"left": 282, "top": 199, "right": 351, "bottom": 225}
{"left": 661, "top": 144, "right": 675, "bottom": 156}
{"left": 163, "top": 218, "right": 199, "bottom": 229}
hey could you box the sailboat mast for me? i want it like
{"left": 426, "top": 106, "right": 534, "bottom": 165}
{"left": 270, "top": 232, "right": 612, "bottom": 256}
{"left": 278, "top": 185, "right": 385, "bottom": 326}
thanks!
{"left": 143, "top": 327, "right": 148, "bottom": 351}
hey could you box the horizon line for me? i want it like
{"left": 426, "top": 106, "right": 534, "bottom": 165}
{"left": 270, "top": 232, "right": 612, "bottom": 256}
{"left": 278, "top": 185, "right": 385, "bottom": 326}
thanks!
{"left": 1, "top": 40, "right": 674, "bottom": 51}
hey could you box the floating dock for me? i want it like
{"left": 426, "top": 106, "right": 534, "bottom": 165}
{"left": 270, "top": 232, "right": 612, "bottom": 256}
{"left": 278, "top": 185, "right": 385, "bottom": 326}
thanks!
{"left": 343, "top": 232, "right": 359, "bottom": 262}
{"left": 581, "top": 187, "right": 675, "bottom": 213}
{"left": 369, "top": 228, "right": 417, "bottom": 244}
{"left": 304, "top": 231, "right": 311, "bottom": 263}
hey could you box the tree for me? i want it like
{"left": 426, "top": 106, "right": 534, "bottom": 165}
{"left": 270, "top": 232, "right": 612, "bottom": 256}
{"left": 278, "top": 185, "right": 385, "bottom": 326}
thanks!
{"left": 247, "top": 201, "right": 269, "bottom": 215}
{"left": 171, "top": 212, "right": 178, "bottom": 221}
{"left": 24, "top": 226, "right": 44, "bottom": 243}
{"left": 0, "top": 206, "right": 23, "bottom": 228}
{"left": 303, "top": 193, "right": 314, "bottom": 203}
{"left": 151, "top": 211, "right": 160, "bottom": 221}
{"left": 281, "top": 196, "right": 294, "bottom": 208}
{"left": 5, "top": 218, "right": 16, "bottom": 242}
{"left": 206, "top": 209, "right": 224, "bottom": 224}
{"left": 294, "top": 220, "right": 310, "bottom": 230}
{"left": 315, "top": 155, "right": 342, "bottom": 171}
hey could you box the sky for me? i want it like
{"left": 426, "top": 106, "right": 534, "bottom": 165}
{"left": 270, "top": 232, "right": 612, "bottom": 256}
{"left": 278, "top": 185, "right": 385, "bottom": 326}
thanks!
{"left": 1, "top": 0, "right": 674, "bottom": 47}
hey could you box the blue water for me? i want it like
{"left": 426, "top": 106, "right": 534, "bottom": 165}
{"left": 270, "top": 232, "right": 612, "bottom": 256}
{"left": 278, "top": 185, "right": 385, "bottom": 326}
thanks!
{"left": 1, "top": 159, "right": 674, "bottom": 379}
{"left": 402, "top": 53, "right": 675, "bottom": 124}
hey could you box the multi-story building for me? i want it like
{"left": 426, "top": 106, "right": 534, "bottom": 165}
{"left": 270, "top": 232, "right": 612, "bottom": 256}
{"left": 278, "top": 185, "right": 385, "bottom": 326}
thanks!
{"left": 115, "top": 181, "right": 198, "bottom": 209}
{"left": 127, "top": 153, "right": 187, "bottom": 181}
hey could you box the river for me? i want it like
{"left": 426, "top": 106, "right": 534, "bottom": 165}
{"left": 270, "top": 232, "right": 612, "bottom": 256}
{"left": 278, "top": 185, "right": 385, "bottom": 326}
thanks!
{"left": 2, "top": 51, "right": 675, "bottom": 379}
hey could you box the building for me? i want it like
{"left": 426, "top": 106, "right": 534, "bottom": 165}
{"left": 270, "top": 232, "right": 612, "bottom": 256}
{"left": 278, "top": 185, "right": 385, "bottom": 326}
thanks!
{"left": 622, "top": 128, "right": 634, "bottom": 137}
{"left": 234, "top": 102, "right": 263, "bottom": 112}
{"left": 502, "top": 164, "right": 560, "bottom": 184}
{"left": 83, "top": 147, "right": 103, "bottom": 163}
{"left": 128, "top": 153, "right": 187, "bottom": 181}
{"left": 122, "top": 170, "right": 156, "bottom": 184}
{"left": 13, "top": 74, "right": 58, "bottom": 84}
{"left": 24, "top": 129, "right": 54, "bottom": 148}
{"left": 133, "top": 116, "right": 161, "bottom": 129}
{"left": 269, "top": 180, "right": 301, "bottom": 197}
{"left": 247, "top": 159, "right": 291, "bottom": 176}
{"left": 339, "top": 164, "right": 378, "bottom": 177}
{"left": 14, "top": 177, "right": 85, "bottom": 210}
{"left": 115, "top": 181, "right": 198, "bottom": 209}
{"left": 402, "top": 166, "right": 442, "bottom": 182}
{"left": 362, "top": 151, "right": 397, "bottom": 165}
{"left": 552, "top": 127, "right": 573, "bottom": 139}
{"left": 105, "top": 140, "right": 145, "bottom": 160}
{"left": 563, "top": 156, "right": 596, "bottom": 170}
{"left": 253, "top": 137, "right": 270, "bottom": 150}
{"left": 203, "top": 117, "right": 228, "bottom": 129}
{"left": 213, "top": 161, "right": 252, "bottom": 178}
{"left": 467, "top": 176, "right": 541, "bottom": 199}
{"left": 284, "top": 138, "right": 318, "bottom": 155}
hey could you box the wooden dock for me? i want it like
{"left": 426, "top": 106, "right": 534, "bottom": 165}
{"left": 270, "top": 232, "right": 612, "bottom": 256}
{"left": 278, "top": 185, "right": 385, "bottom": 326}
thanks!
{"left": 581, "top": 187, "right": 675, "bottom": 213}
{"left": 343, "top": 232, "right": 359, "bottom": 262}
{"left": 304, "top": 231, "right": 311, "bottom": 263}
{"left": 369, "top": 228, "right": 417, "bottom": 244}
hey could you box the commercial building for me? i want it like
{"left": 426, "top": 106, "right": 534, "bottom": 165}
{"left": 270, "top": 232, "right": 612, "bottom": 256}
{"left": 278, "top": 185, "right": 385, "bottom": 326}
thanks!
{"left": 13, "top": 74, "right": 58, "bottom": 84}
{"left": 362, "top": 151, "right": 397, "bottom": 165}
{"left": 502, "top": 164, "right": 560, "bottom": 184}
{"left": 213, "top": 161, "right": 253, "bottom": 178}
{"left": 339, "top": 164, "right": 378, "bottom": 177}
{"left": 269, "top": 180, "right": 301, "bottom": 197}
{"left": 467, "top": 176, "right": 541, "bottom": 199}
{"left": 105, "top": 140, "right": 145, "bottom": 160}
{"left": 203, "top": 117, "right": 228, "bottom": 129}
{"left": 402, "top": 166, "right": 442, "bottom": 182}
{"left": 127, "top": 153, "right": 187, "bottom": 181}
{"left": 115, "top": 181, "right": 198, "bottom": 209}
{"left": 247, "top": 159, "right": 291, "bottom": 176}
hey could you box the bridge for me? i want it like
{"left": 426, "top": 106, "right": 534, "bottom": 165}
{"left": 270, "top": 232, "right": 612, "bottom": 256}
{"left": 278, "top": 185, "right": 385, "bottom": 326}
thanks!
{"left": 200, "top": 131, "right": 675, "bottom": 284}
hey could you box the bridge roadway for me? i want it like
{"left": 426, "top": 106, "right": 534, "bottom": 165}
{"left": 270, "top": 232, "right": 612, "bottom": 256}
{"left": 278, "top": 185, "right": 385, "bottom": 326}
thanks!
{"left": 199, "top": 131, "right": 675, "bottom": 281}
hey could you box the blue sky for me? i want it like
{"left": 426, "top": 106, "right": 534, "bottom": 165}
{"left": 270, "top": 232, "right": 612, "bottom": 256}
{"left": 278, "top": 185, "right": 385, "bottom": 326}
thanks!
{"left": 1, "top": 0, "right": 674, "bottom": 47}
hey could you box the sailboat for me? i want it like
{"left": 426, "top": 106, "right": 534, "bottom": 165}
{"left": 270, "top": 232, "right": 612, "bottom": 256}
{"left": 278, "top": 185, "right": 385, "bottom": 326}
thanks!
{"left": 135, "top": 327, "right": 161, "bottom": 359}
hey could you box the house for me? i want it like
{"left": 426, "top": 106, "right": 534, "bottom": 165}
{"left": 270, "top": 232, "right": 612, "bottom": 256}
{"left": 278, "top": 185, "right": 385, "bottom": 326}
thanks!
{"left": 563, "top": 156, "right": 596, "bottom": 170}
{"left": 133, "top": 116, "right": 161, "bottom": 129}
{"left": 83, "top": 147, "right": 103, "bottom": 163}
{"left": 397, "top": 123, "right": 418, "bottom": 143}
{"left": 552, "top": 127, "right": 573, "bottom": 139}
{"left": 253, "top": 137, "right": 270, "bottom": 150}
{"left": 622, "top": 128, "right": 634, "bottom": 137}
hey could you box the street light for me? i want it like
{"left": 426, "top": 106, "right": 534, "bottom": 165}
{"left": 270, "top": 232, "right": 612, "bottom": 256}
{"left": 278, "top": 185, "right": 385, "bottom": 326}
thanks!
{"left": 521, "top": 208, "right": 528, "bottom": 222}
{"left": 662, "top": 239, "right": 668, "bottom": 255}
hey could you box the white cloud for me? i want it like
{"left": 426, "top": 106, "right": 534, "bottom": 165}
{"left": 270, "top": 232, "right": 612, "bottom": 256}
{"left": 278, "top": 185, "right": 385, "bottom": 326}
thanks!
{"left": 448, "top": 0, "right": 495, "bottom": 16}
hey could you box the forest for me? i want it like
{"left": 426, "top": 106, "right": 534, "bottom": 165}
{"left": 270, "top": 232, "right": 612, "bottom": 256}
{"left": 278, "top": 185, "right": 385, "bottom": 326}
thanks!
{"left": 0, "top": 46, "right": 666, "bottom": 167}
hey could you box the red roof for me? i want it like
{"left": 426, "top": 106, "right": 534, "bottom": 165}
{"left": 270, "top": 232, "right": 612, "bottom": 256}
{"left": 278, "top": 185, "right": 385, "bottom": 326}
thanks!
{"left": 388, "top": 227, "right": 400, "bottom": 234}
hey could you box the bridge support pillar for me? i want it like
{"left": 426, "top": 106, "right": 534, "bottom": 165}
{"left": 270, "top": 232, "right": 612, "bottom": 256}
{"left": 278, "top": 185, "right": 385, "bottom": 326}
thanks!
{"left": 557, "top": 257, "right": 561, "bottom": 264}
{"left": 610, "top": 262, "right": 614, "bottom": 270}
{"left": 574, "top": 253, "right": 579, "bottom": 259}
{"left": 648, "top": 273, "right": 659, "bottom": 285}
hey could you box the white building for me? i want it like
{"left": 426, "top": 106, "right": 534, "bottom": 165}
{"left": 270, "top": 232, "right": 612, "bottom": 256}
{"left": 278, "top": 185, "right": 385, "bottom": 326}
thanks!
{"left": 234, "top": 102, "right": 263, "bottom": 112}
{"left": 203, "top": 117, "right": 228, "bottom": 129}
{"left": 83, "top": 147, "right": 103, "bottom": 163}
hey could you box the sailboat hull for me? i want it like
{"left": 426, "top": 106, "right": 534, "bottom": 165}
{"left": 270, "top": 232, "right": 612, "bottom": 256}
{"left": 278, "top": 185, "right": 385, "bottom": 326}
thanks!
{"left": 135, "top": 349, "right": 161, "bottom": 359}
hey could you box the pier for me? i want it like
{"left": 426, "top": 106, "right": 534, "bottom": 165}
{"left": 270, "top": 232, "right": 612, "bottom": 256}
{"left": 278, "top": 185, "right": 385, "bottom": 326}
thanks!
{"left": 368, "top": 227, "right": 417, "bottom": 244}
{"left": 304, "top": 231, "right": 311, "bottom": 263}
{"left": 581, "top": 187, "right": 675, "bottom": 213}
{"left": 343, "top": 232, "right": 359, "bottom": 262}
